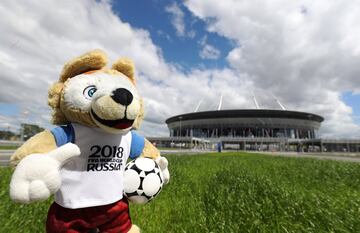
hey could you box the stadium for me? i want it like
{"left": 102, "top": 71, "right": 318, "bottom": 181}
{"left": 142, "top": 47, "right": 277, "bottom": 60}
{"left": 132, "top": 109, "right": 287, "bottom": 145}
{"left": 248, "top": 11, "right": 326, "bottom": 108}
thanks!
{"left": 165, "top": 109, "right": 323, "bottom": 139}
{"left": 149, "top": 105, "right": 360, "bottom": 152}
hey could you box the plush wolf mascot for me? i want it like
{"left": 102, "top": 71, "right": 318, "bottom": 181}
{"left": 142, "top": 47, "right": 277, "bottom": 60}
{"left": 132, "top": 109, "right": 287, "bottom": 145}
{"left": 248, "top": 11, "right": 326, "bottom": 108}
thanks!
{"left": 9, "top": 50, "right": 169, "bottom": 233}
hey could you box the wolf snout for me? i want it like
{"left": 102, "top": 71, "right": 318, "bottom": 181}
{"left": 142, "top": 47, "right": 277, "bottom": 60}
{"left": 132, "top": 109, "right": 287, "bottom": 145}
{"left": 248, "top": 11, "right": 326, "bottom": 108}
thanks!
{"left": 111, "top": 88, "right": 133, "bottom": 106}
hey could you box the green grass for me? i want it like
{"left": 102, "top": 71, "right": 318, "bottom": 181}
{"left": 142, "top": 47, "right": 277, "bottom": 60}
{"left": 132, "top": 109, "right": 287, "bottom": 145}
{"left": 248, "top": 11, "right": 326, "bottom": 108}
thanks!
{"left": 1, "top": 153, "right": 359, "bottom": 232}
{"left": 0, "top": 145, "right": 19, "bottom": 150}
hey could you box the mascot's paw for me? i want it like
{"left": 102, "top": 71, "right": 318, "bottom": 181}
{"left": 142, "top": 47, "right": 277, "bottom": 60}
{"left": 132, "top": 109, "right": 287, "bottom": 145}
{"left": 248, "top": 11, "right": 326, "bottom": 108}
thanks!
{"left": 10, "top": 143, "right": 80, "bottom": 203}
{"left": 155, "top": 156, "right": 170, "bottom": 184}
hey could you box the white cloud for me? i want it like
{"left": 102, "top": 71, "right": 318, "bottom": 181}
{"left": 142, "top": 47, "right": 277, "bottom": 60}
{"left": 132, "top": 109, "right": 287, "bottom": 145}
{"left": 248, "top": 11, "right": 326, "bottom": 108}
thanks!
{"left": 157, "top": 30, "right": 173, "bottom": 42}
{"left": 0, "top": 0, "right": 234, "bottom": 137}
{"left": 199, "top": 36, "right": 221, "bottom": 60}
{"left": 0, "top": 115, "right": 18, "bottom": 132}
{"left": 165, "top": 2, "right": 186, "bottom": 37}
{"left": 165, "top": 2, "right": 197, "bottom": 38}
{"left": 185, "top": 0, "right": 360, "bottom": 138}
{"left": 200, "top": 44, "right": 221, "bottom": 60}
{"left": 0, "top": 0, "right": 172, "bottom": 136}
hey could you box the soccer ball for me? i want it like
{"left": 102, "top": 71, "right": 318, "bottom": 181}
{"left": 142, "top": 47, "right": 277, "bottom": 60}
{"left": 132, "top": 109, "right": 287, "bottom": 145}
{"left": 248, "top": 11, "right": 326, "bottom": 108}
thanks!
{"left": 123, "top": 157, "right": 164, "bottom": 204}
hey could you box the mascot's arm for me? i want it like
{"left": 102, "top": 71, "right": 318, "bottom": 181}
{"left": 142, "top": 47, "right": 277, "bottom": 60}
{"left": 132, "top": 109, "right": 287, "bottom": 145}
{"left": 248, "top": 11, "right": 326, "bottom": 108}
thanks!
{"left": 9, "top": 129, "right": 80, "bottom": 203}
{"left": 140, "top": 139, "right": 160, "bottom": 159}
{"left": 10, "top": 130, "right": 57, "bottom": 167}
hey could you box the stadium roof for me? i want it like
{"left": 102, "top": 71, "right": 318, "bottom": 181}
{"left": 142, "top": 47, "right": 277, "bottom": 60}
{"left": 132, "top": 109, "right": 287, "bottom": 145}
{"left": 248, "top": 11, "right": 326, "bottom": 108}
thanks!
{"left": 166, "top": 109, "right": 324, "bottom": 124}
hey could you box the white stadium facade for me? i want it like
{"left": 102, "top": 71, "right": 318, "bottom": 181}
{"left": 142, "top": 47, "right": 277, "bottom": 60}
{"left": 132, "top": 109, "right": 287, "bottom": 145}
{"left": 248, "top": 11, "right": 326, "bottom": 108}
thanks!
{"left": 149, "top": 99, "right": 360, "bottom": 152}
{"left": 166, "top": 109, "right": 323, "bottom": 139}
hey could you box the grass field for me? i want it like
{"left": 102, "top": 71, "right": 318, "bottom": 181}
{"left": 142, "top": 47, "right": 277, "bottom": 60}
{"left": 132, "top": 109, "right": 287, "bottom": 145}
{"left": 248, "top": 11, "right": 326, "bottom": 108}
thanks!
{"left": 1, "top": 153, "right": 359, "bottom": 233}
{"left": 0, "top": 145, "right": 19, "bottom": 150}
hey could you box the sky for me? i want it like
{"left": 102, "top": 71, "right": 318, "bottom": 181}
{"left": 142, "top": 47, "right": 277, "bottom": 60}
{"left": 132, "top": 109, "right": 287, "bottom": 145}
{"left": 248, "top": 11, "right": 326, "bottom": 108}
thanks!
{"left": 0, "top": 0, "right": 360, "bottom": 138}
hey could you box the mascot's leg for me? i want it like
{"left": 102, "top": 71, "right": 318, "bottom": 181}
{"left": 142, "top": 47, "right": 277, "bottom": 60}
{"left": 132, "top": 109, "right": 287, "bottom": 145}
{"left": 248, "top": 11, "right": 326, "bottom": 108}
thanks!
{"left": 128, "top": 225, "right": 140, "bottom": 233}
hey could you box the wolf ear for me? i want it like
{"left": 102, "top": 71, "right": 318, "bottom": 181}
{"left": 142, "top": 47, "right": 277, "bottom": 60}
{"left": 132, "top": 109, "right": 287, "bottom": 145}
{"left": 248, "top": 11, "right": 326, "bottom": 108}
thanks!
{"left": 48, "top": 82, "right": 67, "bottom": 125}
{"left": 59, "top": 49, "right": 108, "bottom": 82}
{"left": 112, "top": 58, "right": 136, "bottom": 84}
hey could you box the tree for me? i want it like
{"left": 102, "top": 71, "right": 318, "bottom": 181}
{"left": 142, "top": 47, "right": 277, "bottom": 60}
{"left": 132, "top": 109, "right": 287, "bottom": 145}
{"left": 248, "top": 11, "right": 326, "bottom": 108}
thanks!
{"left": 20, "top": 123, "right": 44, "bottom": 141}
{"left": 0, "top": 130, "right": 17, "bottom": 140}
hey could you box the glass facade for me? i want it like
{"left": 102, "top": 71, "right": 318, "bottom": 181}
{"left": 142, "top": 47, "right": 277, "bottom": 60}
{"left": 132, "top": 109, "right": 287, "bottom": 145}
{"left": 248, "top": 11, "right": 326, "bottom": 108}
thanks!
{"left": 166, "top": 110, "right": 323, "bottom": 140}
{"left": 170, "top": 126, "right": 317, "bottom": 139}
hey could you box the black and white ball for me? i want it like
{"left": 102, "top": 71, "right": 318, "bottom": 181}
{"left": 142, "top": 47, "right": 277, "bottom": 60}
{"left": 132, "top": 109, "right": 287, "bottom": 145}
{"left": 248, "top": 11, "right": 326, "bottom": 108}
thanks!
{"left": 123, "top": 157, "right": 164, "bottom": 204}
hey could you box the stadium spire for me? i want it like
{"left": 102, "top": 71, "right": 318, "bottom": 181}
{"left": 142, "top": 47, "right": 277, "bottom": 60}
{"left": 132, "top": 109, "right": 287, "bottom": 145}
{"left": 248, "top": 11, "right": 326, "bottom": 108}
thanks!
{"left": 271, "top": 94, "right": 286, "bottom": 110}
{"left": 194, "top": 98, "right": 204, "bottom": 112}
{"left": 218, "top": 95, "right": 223, "bottom": 110}
{"left": 252, "top": 92, "right": 260, "bottom": 109}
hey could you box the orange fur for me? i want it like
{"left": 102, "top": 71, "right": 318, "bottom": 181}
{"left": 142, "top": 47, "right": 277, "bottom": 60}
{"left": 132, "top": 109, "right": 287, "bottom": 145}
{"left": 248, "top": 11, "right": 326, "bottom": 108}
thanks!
{"left": 59, "top": 50, "right": 107, "bottom": 82}
{"left": 112, "top": 58, "right": 136, "bottom": 84}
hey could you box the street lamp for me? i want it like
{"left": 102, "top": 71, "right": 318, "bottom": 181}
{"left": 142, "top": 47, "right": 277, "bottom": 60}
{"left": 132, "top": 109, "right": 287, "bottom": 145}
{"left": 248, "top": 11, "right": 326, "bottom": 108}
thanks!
{"left": 20, "top": 110, "right": 29, "bottom": 142}
{"left": 179, "top": 116, "right": 182, "bottom": 149}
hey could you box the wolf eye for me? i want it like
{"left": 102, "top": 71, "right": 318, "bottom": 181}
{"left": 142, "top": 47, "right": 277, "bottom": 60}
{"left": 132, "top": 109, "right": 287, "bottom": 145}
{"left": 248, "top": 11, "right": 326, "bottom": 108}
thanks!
{"left": 83, "top": 85, "right": 97, "bottom": 99}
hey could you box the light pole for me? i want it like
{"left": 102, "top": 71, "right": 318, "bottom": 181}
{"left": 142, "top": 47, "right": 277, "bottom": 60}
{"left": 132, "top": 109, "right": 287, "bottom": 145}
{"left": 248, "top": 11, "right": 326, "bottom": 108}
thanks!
{"left": 20, "top": 123, "right": 24, "bottom": 142}
{"left": 179, "top": 116, "right": 182, "bottom": 150}
{"left": 20, "top": 110, "right": 29, "bottom": 142}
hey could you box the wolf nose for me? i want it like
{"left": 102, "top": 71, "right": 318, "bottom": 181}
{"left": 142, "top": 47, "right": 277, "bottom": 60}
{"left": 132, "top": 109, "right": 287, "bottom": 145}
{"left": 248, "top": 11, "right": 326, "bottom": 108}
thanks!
{"left": 111, "top": 88, "right": 133, "bottom": 106}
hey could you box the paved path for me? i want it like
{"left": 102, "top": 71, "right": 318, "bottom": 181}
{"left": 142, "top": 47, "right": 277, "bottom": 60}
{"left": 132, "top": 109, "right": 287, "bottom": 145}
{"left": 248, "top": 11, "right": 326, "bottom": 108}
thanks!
{"left": 246, "top": 151, "right": 360, "bottom": 163}
{"left": 0, "top": 150, "right": 12, "bottom": 167}
{"left": 161, "top": 149, "right": 360, "bottom": 163}
{"left": 160, "top": 149, "right": 216, "bottom": 155}
{"left": 1, "top": 150, "right": 359, "bottom": 167}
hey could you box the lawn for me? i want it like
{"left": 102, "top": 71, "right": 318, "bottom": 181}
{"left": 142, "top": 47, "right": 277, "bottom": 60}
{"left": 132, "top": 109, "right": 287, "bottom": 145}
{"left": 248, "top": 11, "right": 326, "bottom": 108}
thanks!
{"left": 0, "top": 145, "right": 19, "bottom": 150}
{"left": 1, "top": 153, "right": 359, "bottom": 232}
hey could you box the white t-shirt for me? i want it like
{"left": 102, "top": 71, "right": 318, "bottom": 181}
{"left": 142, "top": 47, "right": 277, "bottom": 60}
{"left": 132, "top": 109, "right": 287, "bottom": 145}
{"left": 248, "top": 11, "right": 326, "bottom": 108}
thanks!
{"left": 54, "top": 123, "right": 133, "bottom": 209}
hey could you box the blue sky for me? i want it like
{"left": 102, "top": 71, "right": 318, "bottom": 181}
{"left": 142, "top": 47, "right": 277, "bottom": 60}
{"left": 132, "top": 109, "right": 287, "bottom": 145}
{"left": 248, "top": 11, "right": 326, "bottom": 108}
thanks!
{"left": 342, "top": 92, "right": 360, "bottom": 124}
{"left": 112, "top": 0, "right": 233, "bottom": 70}
{"left": 0, "top": 0, "right": 360, "bottom": 138}
{"left": 0, "top": 104, "right": 19, "bottom": 117}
